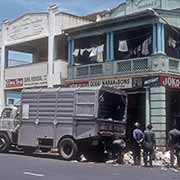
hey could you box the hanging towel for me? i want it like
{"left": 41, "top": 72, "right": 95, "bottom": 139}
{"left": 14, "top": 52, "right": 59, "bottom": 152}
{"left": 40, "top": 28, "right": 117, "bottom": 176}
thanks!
{"left": 72, "top": 49, "right": 79, "bottom": 57}
{"left": 118, "top": 40, "right": 128, "bottom": 52}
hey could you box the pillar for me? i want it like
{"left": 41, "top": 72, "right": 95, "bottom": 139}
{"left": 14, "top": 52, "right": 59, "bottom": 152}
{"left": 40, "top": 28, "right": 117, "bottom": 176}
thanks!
{"left": 153, "top": 23, "right": 165, "bottom": 55}
{"left": 0, "top": 20, "right": 8, "bottom": 113}
{"left": 106, "top": 32, "right": 114, "bottom": 61}
{"left": 48, "top": 5, "right": 58, "bottom": 87}
{"left": 150, "top": 86, "right": 166, "bottom": 148}
{"left": 145, "top": 88, "right": 150, "bottom": 127}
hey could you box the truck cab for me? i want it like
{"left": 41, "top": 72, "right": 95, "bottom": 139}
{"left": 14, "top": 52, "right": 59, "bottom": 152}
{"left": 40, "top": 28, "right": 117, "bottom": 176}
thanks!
{"left": 0, "top": 106, "right": 20, "bottom": 152}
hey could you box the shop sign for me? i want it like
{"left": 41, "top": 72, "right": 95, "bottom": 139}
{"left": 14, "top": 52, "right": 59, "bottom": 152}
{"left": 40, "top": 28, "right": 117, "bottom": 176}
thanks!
{"left": 89, "top": 77, "right": 132, "bottom": 89}
{"left": 65, "top": 80, "right": 89, "bottom": 88}
{"left": 132, "top": 78, "right": 143, "bottom": 88}
{"left": 143, "top": 76, "right": 160, "bottom": 87}
{"left": 65, "top": 77, "right": 132, "bottom": 89}
{"left": 24, "top": 75, "right": 47, "bottom": 88}
{"left": 160, "top": 76, "right": 180, "bottom": 89}
{"left": 6, "top": 78, "right": 23, "bottom": 89}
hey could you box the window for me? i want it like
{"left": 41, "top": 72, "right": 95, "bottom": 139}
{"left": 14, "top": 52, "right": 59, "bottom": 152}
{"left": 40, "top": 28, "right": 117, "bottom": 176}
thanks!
{"left": 8, "top": 50, "right": 33, "bottom": 67}
{"left": 8, "top": 98, "right": 14, "bottom": 105}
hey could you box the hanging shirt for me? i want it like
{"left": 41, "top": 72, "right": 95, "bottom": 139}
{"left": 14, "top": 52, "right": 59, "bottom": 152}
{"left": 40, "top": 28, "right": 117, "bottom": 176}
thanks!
{"left": 72, "top": 49, "right": 79, "bottom": 57}
{"left": 89, "top": 47, "right": 97, "bottom": 57}
{"left": 168, "top": 37, "right": 177, "bottom": 48}
{"left": 118, "top": 40, "right": 128, "bottom": 52}
{"left": 80, "top": 49, "right": 86, "bottom": 56}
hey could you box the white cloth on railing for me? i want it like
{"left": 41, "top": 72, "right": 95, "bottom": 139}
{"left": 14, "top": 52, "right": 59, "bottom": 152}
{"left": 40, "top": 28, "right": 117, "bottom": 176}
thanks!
{"left": 89, "top": 47, "right": 97, "bottom": 57}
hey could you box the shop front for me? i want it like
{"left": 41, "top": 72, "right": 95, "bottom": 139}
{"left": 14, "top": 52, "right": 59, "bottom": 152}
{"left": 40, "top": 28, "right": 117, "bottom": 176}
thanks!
{"left": 65, "top": 76, "right": 146, "bottom": 147}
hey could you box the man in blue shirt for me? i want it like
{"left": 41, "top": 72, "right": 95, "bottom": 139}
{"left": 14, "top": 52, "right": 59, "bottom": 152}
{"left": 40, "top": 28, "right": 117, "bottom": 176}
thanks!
{"left": 132, "top": 122, "right": 144, "bottom": 165}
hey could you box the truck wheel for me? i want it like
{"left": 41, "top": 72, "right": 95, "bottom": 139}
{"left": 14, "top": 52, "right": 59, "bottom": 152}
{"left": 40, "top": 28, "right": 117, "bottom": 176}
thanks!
{"left": 0, "top": 133, "right": 10, "bottom": 153}
{"left": 58, "top": 137, "right": 78, "bottom": 160}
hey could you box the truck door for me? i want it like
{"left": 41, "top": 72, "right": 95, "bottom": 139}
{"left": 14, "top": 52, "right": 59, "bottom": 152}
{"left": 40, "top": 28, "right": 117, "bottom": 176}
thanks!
{"left": 73, "top": 89, "right": 98, "bottom": 138}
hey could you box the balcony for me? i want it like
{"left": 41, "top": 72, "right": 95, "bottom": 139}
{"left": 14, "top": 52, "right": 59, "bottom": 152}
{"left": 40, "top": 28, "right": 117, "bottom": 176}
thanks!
{"left": 5, "top": 61, "right": 48, "bottom": 80}
{"left": 68, "top": 55, "right": 180, "bottom": 80}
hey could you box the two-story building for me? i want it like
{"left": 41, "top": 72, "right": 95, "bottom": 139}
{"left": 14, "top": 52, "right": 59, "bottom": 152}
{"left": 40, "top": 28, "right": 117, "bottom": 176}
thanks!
{"left": 64, "top": 0, "right": 180, "bottom": 147}
{"left": 0, "top": 5, "right": 92, "bottom": 111}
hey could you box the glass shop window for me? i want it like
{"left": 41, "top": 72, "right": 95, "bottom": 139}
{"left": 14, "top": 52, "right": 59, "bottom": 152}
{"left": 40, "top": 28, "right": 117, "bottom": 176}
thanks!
{"left": 73, "top": 35, "right": 106, "bottom": 65}
{"left": 114, "top": 27, "right": 152, "bottom": 60}
{"left": 165, "top": 27, "right": 180, "bottom": 59}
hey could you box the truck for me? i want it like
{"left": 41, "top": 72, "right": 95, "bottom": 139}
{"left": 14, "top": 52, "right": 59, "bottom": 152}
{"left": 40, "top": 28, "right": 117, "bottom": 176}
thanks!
{"left": 0, "top": 86, "right": 127, "bottom": 161}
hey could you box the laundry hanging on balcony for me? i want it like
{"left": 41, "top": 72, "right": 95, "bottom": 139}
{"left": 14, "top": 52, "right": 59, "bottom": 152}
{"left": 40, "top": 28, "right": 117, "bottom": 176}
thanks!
{"left": 168, "top": 37, "right": 176, "bottom": 48}
{"left": 142, "top": 37, "right": 152, "bottom": 56}
{"left": 118, "top": 40, "right": 128, "bottom": 52}
{"left": 72, "top": 49, "right": 80, "bottom": 57}
{"left": 97, "top": 44, "right": 104, "bottom": 62}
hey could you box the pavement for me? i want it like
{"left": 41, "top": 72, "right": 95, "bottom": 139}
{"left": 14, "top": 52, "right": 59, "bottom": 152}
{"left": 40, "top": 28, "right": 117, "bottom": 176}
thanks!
{"left": 0, "top": 152, "right": 179, "bottom": 180}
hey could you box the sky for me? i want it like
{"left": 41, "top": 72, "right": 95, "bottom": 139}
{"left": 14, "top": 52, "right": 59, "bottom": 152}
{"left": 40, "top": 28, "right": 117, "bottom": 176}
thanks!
{"left": 0, "top": 0, "right": 126, "bottom": 23}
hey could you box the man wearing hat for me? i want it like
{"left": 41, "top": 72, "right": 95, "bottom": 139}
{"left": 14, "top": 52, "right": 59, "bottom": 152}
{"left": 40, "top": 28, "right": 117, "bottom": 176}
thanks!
{"left": 132, "top": 122, "right": 144, "bottom": 165}
{"left": 143, "top": 124, "right": 156, "bottom": 167}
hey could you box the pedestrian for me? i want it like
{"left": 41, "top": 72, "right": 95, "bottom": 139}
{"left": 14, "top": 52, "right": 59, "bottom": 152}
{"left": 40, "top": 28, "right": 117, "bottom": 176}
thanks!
{"left": 112, "top": 138, "right": 126, "bottom": 164}
{"left": 143, "top": 124, "right": 156, "bottom": 167}
{"left": 168, "top": 123, "right": 180, "bottom": 168}
{"left": 132, "top": 122, "right": 144, "bottom": 165}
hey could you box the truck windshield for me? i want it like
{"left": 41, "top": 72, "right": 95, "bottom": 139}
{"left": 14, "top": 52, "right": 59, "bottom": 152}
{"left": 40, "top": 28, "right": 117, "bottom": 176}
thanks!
{"left": 98, "top": 91, "right": 126, "bottom": 121}
{"left": 1, "top": 108, "right": 12, "bottom": 118}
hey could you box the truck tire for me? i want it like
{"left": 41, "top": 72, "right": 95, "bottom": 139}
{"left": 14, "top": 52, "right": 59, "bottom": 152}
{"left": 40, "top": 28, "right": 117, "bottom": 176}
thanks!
{"left": 0, "top": 133, "right": 10, "bottom": 153}
{"left": 58, "top": 137, "right": 78, "bottom": 161}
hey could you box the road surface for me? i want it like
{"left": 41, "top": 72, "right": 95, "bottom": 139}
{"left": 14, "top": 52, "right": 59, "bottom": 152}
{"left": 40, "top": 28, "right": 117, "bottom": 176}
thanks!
{"left": 0, "top": 152, "right": 179, "bottom": 180}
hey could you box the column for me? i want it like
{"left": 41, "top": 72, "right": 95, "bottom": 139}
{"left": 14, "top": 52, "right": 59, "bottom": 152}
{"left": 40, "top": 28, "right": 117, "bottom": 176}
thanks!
{"left": 0, "top": 20, "right": 8, "bottom": 113}
{"left": 145, "top": 87, "right": 150, "bottom": 127}
{"left": 106, "top": 32, "right": 114, "bottom": 61}
{"left": 150, "top": 86, "right": 166, "bottom": 148}
{"left": 153, "top": 23, "right": 165, "bottom": 54}
{"left": 68, "top": 39, "right": 75, "bottom": 65}
{"left": 48, "top": 5, "right": 58, "bottom": 88}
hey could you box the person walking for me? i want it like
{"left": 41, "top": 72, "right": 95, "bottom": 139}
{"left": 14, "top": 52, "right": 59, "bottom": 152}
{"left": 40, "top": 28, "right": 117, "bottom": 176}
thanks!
{"left": 132, "top": 122, "right": 144, "bottom": 165}
{"left": 168, "top": 123, "right": 180, "bottom": 168}
{"left": 143, "top": 124, "right": 156, "bottom": 167}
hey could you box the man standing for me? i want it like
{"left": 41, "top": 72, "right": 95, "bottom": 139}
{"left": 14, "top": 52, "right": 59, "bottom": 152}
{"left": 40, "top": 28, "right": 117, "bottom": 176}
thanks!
{"left": 168, "top": 123, "right": 180, "bottom": 168}
{"left": 132, "top": 122, "right": 144, "bottom": 165}
{"left": 143, "top": 124, "right": 156, "bottom": 167}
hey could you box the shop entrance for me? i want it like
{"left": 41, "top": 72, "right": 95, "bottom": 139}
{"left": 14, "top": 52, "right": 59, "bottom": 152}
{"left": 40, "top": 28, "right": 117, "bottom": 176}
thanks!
{"left": 126, "top": 91, "right": 145, "bottom": 148}
{"left": 166, "top": 89, "right": 180, "bottom": 131}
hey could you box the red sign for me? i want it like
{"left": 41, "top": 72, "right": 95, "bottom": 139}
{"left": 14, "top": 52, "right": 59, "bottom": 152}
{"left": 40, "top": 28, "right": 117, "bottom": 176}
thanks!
{"left": 6, "top": 78, "right": 23, "bottom": 89}
{"left": 160, "top": 76, "right": 180, "bottom": 89}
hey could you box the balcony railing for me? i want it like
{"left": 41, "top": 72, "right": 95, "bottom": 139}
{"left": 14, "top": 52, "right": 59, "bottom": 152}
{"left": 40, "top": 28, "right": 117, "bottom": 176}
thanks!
{"left": 168, "top": 58, "right": 180, "bottom": 73}
{"left": 115, "top": 57, "right": 150, "bottom": 74}
{"left": 69, "top": 57, "right": 151, "bottom": 79}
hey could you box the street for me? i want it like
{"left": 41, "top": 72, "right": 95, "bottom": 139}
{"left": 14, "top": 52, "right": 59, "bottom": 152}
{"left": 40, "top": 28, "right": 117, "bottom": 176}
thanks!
{"left": 0, "top": 152, "right": 179, "bottom": 180}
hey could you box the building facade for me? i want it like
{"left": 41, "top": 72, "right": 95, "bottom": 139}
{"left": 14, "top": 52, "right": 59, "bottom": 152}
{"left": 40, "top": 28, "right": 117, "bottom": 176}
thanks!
{"left": 0, "top": 0, "right": 180, "bottom": 147}
{"left": 64, "top": 1, "right": 180, "bottom": 147}
{"left": 0, "top": 5, "right": 92, "bottom": 111}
